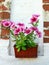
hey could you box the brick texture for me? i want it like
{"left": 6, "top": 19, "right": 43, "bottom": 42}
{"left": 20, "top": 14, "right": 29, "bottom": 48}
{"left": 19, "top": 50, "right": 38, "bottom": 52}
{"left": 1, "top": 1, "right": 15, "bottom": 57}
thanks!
{"left": 0, "top": 12, "right": 2, "bottom": 18}
{"left": 0, "top": 5, "right": 8, "bottom": 10}
{"left": 44, "top": 30, "right": 49, "bottom": 36}
{"left": 1, "top": 28, "right": 10, "bottom": 39}
{"left": 0, "top": 0, "right": 5, "bottom": 2}
{"left": 43, "top": 0, "right": 49, "bottom": 3}
{"left": 43, "top": 0, "right": 49, "bottom": 43}
{"left": 0, "top": 0, "right": 11, "bottom": 39}
{"left": 43, "top": 5, "right": 49, "bottom": 11}
{"left": 0, "top": 12, "right": 10, "bottom": 19}
{"left": 43, "top": 38, "right": 49, "bottom": 43}
{"left": 44, "top": 22, "right": 49, "bottom": 27}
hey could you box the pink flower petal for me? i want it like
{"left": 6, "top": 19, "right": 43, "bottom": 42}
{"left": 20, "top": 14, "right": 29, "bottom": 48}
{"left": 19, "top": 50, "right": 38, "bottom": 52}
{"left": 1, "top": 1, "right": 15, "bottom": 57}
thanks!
{"left": 24, "top": 28, "right": 31, "bottom": 34}
{"left": 2, "top": 20, "right": 11, "bottom": 27}
{"left": 10, "top": 24, "right": 16, "bottom": 30}
{"left": 33, "top": 14, "right": 40, "bottom": 17}
{"left": 10, "top": 22, "right": 16, "bottom": 30}
{"left": 17, "top": 23, "right": 24, "bottom": 27}
{"left": 30, "top": 27, "right": 38, "bottom": 31}
{"left": 14, "top": 28, "right": 20, "bottom": 35}
{"left": 30, "top": 16, "right": 38, "bottom": 23}
{"left": 36, "top": 30, "right": 42, "bottom": 38}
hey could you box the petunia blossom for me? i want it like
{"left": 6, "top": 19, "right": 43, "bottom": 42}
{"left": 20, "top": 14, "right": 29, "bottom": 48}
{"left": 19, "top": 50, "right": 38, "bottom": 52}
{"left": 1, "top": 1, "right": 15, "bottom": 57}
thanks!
{"left": 30, "top": 27, "right": 38, "bottom": 31}
{"left": 2, "top": 20, "right": 11, "bottom": 27}
{"left": 17, "top": 23, "right": 24, "bottom": 27}
{"left": 17, "top": 23, "right": 25, "bottom": 32}
{"left": 24, "top": 28, "right": 32, "bottom": 34}
{"left": 20, "top": 27, "right": 24, "bottom": 32}
{"left": 10, "top": 22, "right": 16, "bottom": 30}
{"left": 36, "top": 30, "right": 42, "bottom": 38}
{"left": 33, "top": 14, "right": 40, "bottom": 18}
{"left": 30, "top": 16, "right": 38, "bottom": 23}
{"left": 10, "top": 24, "right": 16, "bottom": 30}
{"left": 14, "top": 28, "right": 20, "bottom": 35}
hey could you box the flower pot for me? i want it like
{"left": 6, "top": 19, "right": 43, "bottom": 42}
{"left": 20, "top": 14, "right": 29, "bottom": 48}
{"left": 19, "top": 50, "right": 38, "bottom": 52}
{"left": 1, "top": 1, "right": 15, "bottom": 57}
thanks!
{"left": 1, "top": 27, "right": 10, "bottom": 39}
{"left": 14, "top": 45, "right": 38, "bottom": 58}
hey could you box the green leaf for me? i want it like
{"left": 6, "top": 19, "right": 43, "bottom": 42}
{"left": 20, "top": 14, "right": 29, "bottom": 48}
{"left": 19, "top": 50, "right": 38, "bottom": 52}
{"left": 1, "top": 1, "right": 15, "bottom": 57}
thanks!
{"left": 22, "top": 47, "right": 26, "bottom": 51}
{"left": 31, "top": 42, "right": 37, "bottom": 47}
{"left": 32, "top": 20, "right": 39, "bottom": 27}
{"left": 22, "top": 43, "right": 26, "bottom": 46}
{"left": 16, "top": 46, "right": 20, "bottom": 48}
{"left": 21, "top": 42, "right": 26, "bottom": 46}
{"left": 17, "top": 48, "right": 20, "bottom": 52}
{"left": 10, "top": 30, "right": 14, "bottom": 36}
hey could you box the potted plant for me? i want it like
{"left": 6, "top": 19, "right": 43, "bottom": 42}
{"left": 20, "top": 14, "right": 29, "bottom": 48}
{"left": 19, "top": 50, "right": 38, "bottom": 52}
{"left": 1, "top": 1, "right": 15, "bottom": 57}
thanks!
{"left": 2, "top": 14, "right": 41, "bottom": 58}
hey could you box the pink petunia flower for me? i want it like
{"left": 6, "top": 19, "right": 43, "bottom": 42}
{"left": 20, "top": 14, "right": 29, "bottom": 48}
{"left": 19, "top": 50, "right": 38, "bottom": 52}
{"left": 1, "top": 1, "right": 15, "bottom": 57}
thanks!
{"left": 33, "top": 14, "right": 40, "bottom": 18}
{"left": 10, "top": 22, "right": 16, "bottom": 30}
{"left": 20, "top": 27, "right": 24, "bottom": 32}
{"left": 17, "top": 23, "right": 25, "bottom": 32}
{"left": 30, "top": 14, "right": 40, "bottom": 24}
{"left": 30, "top": 27, "right": 38, "bottom": 31}
{"left": 17, "top": 23, "right": 24, "bottom": 27}
{"left": 14, "top": 28, "right": 20, "bottom": 35}
{"left": 24, "top": 28, "right": 32, "bottom": 34}
{"left": 10, "top": 24, "right": 16, "bottom": 30}
{"left": 36, "top": 30, "right": 42, "bottom": 38}
{"left": 30, "top": 16, "right": 38, "bottom": 23}
{"left": 2, "top": 20, "right": 11, "bottom": 27}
